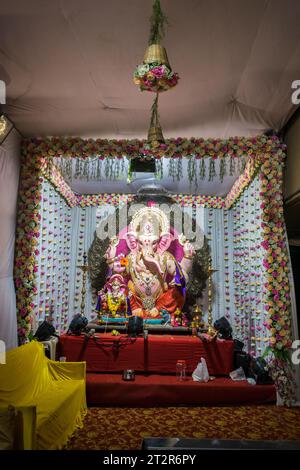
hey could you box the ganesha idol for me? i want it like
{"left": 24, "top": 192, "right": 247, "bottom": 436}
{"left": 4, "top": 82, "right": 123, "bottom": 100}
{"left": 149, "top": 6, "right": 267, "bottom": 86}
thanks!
{"left": 95, "top": 274, "right": 130, "bottom": 317}
{"left": 101, "top": 204, "right": 195, "bottom": 319}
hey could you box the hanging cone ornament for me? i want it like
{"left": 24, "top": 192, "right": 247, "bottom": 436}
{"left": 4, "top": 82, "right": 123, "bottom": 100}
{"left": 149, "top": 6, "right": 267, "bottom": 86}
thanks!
{"left": 133, "top": 46, "right": 179, "bottom": 93}
{"left": 133, "top": 0, "right": 179, "bottom": 93}
{"left": 147, "top": 124, "right": 164, "bottom": 148}
{"left": 143, "top": 44, "right": 170, "bottom": 68}
{"left": 147, "top": 93, "right": 165, "bottom": 148}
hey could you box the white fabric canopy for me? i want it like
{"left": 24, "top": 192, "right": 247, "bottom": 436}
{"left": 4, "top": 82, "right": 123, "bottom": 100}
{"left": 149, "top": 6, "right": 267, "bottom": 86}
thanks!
{"left": 1, "top": 0, "right": 300, "bottom": 138}
{"left": 0, "top": 129, "right": 20, "bottom": 350}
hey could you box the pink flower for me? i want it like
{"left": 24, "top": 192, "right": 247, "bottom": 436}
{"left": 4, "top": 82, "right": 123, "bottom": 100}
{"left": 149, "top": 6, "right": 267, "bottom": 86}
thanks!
{"left": 263, "top": 260, "right": 270, "bottom": 269}
{"left": 152, "top": 66, "right": 165, "bottom": 78}
{"left": 261, "top": 240, "right": 269, "bottom": 250}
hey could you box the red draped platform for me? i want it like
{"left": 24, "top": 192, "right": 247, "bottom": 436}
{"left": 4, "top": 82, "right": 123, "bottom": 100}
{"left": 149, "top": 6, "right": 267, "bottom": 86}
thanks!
{"left": 86, "top": 374, "right": 276, "bottom": 407}
{"left": 58, "top": 334, "right": 276, "bottom": 406}
{"left": 59, "top": 333, "right": 234, "bottom": 376}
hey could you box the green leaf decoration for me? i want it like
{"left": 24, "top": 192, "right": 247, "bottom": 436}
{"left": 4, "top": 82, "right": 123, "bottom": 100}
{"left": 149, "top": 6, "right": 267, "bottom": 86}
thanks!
{"left": 208, "top": 158, "right": 216, "bottom": 182}
{"left": 199, "top": 158, "right": 206, "bottom": 180}
{"left": 220, "top": 157, "right": 227, "bottom": 183}
{"left": 149, "top": 0, "right": 169, "bottom": 45}
{"left": 230, "top": 156, "right": 235, "bottom": 176}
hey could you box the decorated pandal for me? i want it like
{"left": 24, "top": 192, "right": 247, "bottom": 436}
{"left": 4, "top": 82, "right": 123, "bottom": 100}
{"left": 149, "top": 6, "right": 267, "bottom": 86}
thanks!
{"left": 15, "top": 133, "right": 297, "bottom": 407}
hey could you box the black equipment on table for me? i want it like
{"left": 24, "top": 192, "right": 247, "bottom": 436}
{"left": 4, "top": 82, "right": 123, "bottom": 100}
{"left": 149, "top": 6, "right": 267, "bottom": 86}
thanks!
{"left": 67, "top": 314, "right": 88, "bottom": 335}
{"left": 33, "top": 321, "right": 57, "bottom": 341}
{"left": 127, "top": 316, "right": 144, "bottom": 337}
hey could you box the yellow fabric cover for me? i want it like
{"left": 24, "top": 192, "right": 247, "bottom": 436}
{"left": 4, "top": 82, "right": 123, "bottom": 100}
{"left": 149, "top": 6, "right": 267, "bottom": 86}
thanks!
{"left": 0, "top": 340, "right": 87, "bottom": 449}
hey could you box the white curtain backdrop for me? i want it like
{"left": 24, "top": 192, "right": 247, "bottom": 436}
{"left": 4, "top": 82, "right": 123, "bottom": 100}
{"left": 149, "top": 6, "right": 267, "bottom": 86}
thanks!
{"left": 68, "top": 205, "right": 99, "bottom": 322}
{"left": 0, "top": 129, "right": 20, "bottom": 350}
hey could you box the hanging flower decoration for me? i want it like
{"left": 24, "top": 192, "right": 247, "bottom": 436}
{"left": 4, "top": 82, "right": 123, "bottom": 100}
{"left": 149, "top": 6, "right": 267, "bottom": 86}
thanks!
{"left": 133, "top": 0, "right": 179, "bottom": 93}
{"left": 133, "top": 62, "right": 179, "bottom": 93}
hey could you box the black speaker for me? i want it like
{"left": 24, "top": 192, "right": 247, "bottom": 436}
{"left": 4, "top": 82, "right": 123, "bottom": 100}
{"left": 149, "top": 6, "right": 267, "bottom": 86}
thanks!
{"left": 33, "top": 321, "right": 56, "bottom": 341}
{"left": 127, "top": 316, "right": 144, "bottom": 337}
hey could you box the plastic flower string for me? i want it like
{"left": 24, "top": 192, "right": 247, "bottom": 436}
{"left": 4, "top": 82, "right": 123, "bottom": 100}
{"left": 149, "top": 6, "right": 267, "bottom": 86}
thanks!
{"left": 232, "top": 176, "right": 266, "bottom": 355}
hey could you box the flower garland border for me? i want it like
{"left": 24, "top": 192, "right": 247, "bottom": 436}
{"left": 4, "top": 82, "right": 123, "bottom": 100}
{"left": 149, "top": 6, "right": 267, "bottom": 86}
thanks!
{"left": 14, "top": 154, "right": 43, "bottom": 343}
{"left": 22, "top": 135, "right": 285, "bottom": 160}
{"left": 260, "top": 157, "right": 292, "bottom": 353}
{"left": 76, "top": 193, "right": 225, "bottom": 209}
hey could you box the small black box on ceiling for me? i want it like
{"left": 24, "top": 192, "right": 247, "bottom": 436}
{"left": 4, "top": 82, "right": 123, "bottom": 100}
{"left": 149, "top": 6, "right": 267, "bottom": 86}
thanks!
{"left": 130, "top": 158, "right": 156, "bottom": 173}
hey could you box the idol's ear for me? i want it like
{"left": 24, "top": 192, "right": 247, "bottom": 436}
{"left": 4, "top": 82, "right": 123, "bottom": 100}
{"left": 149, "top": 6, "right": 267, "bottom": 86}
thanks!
{"left": 157, "top": 233, "right": 173, "bottom": 253}
{"left": 125, "top": 231, "right": 138, "bottom": 252}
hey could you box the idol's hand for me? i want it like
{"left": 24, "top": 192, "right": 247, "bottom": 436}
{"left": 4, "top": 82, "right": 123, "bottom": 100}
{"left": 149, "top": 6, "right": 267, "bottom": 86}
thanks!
{"left": 113, "top": 260, "right": 126, "bottom": 273}
{"left": 149, "top": 307, "right": 160, "bottom": 318}
{"left": 183, "top": 240, "right": 195, "bottom": 258}
{"left": 104, "top": 237, "right": 119, "bottom": 261}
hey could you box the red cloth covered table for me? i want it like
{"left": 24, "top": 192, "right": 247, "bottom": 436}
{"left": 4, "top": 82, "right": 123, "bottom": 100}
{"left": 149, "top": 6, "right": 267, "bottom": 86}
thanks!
{"left": 59, "top": 334, "right": 234, "bottom": 376}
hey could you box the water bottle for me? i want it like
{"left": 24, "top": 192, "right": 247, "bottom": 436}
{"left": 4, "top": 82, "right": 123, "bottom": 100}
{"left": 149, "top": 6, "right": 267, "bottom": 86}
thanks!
{"left": 176, "top": 360, "right": 186, "bottom": 381}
